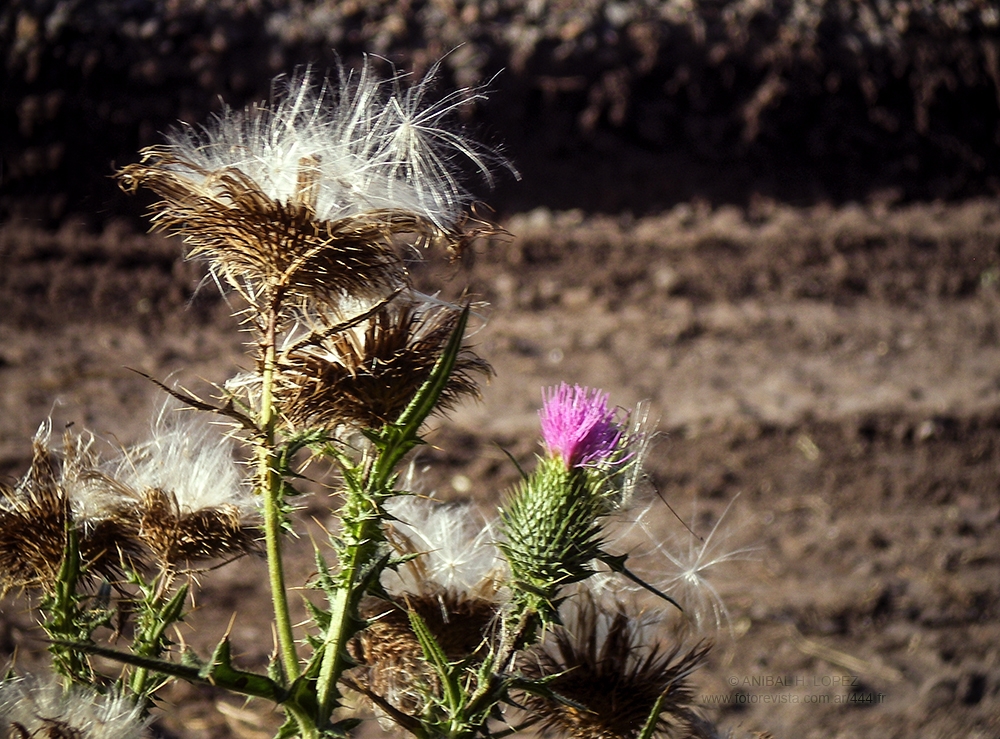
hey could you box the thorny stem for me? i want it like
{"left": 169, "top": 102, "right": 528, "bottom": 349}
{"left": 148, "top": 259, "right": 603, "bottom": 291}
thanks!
{"left": 46, "top": 525, "right": 92, "bottom": 686}
{"left": 315, "top": 308, "right": 472, "bottom": 726}
{"left": 286, "top": 703, "right": 321, "bottom": 739}
{"left": 315, "top": 455, "right": 383, "bottom": 722}
{"left": 258, "top": 303, "right": 300, "bottom": 681}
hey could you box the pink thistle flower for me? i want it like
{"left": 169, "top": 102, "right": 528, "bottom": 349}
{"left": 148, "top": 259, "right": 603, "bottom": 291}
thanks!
{"left": 539, "top": 384, "right": 626, "bottom": 469}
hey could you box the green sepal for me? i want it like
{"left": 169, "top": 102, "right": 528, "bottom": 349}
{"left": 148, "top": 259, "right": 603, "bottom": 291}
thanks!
{"left": 637, "top": 692, "right": 667, "bottom": 739}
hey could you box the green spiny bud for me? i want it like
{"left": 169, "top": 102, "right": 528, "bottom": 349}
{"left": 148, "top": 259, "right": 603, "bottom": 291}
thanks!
{"left": 499, "top": 456, "right": 607, "bottom": 620}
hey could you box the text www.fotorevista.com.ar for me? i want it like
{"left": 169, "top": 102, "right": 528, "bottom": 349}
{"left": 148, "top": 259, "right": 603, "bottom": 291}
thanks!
{"left": 701, "top": 692, "right": 886, "bottom": 706}
{"left": 701, "top": 675, "right": 887, "bottom": 706}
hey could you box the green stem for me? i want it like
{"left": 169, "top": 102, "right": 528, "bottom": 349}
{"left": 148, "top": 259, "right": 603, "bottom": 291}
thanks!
{"left": 46, "top": 525, "right": 91, "bottom": 685}
{"left": 258, "top": 306, "right": 299, "bottom": 681}
{"left": 315, "top": 582, "right": 352, "bottom": 720}
{"left": 286, "top": 702, "right": 321, "bottom": 739}
{"left": 314, "top": 477, "right": 380, "bottom": 722}
{"left": 313, "top": 308, "right": 472, "bottom": 725}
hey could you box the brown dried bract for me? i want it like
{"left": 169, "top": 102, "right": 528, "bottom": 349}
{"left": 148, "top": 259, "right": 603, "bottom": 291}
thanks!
{"left": 0, "top": 438, "right": 141, "bottom": 593}
{"left": 274, "top": 301, "right": 492, "bottom": 430}
{"left": 136, "top": 487, "right": 258, "bottom": 566}
{"left": 117, "top": 149, "right": 470, "bottom": 317}
{"left": 0, "top": 443, "right": 68, "bottom": 593}
{"left": 520, "top": 597, "right": 710, "bottom": 739}
{"left": 349, "top": 591, "right": 500, "bottom": 716}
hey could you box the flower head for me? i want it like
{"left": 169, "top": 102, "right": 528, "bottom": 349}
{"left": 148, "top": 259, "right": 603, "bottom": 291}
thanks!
{"left": 113, "top": 407, "right": 259, "bottom": 564}
{"left": 271, "top": 296, "right": 492, "bottom": 431}
{"left": 540, "top": 384, "right": 627, "bottom": 469}
{"left": 0, "top": 424, "right": 141, "bottom": 593}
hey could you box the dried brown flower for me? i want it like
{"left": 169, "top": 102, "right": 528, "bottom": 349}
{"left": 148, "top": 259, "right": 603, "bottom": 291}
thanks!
{"left": 116, "top": 64, "right": 506, "bottom": 322}
{"left": 520, "top": 597, "right": 710, "bottom": 739}
{"left": 117, "top": 151, "right": 437, "bottom": 317}
{"left": 349, "top": 590, "right": 500, "bottom": 717}
{"left": 273, "top": 300, "right": 492, "bottom": 430}
{"left": 0, "top": 432, "right": 142, "bottom": 593}
{"left": 0, "top": 444, "right": 69, "bottom": 593}
{"left": 136, "top": 487, "right": 258, "bottom": 566}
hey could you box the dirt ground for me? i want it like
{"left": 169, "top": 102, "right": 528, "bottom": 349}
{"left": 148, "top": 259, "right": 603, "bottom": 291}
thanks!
{"left": 1, "top": 197, "right": 999, "bottom": 738}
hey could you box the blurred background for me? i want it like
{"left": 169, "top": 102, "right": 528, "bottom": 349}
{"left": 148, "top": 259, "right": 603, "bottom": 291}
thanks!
{"left": 1, "top": 2, "right": 999, "bottom": 738}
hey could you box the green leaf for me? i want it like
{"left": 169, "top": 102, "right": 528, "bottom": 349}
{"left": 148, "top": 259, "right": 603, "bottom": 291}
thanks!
{"left": 374, "top": 305, "right": 471, "bottom": 475}
{"left": 60, "top": 639, "right": 288, "bottom": 702}
{"left": 157, "top": 584, "right": 189, "bottom": 630}
{"left": 408, "top": 609, "right": 462, "bottom": 713}
{"left": 395, "top": 305, "right": 470, "bottom": 432}
{"left": 637, "top": 692, "right": 667, "bottom": 739}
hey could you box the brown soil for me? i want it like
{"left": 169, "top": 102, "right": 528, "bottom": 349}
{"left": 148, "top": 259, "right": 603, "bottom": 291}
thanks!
{"left": 2, "top": 199, "right": 999, "bottom": 738}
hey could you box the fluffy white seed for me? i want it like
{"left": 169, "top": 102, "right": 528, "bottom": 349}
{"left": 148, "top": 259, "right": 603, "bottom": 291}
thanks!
{"left": 164, "top": 60, "right": 502, "bottom": 229}
{"left": 383, "top": 494, "right": 503, "bottom": 596}
{"left": 114, "top": 405, "right": 253, "bottom": 516}
{"left": 0, "top": 677, "right": 148, "bottom": 739}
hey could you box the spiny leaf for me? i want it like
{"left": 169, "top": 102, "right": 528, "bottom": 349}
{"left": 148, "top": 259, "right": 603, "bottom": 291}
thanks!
{"left": 59, "top": 639, "right": 287, "bottom": 702}
{"left": 408, "top": 609, "right": 461, "bottom": 713}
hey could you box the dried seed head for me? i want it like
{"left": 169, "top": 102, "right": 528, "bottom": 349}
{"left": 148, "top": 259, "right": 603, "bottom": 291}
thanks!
{"left": 116, "top": 409, "right": 252, "bottom": 515}
{"left": 273, "top": 299, "right": 492, "bottom": 430}
{"left": 0, "top": 436, "right": 68, "bottom": 593}
{"left": 349, "top": 497, "right": 503, "bottom": 718}
{"left": 382, "top": 495, "right": 504, "bottom": 598}
{"left": 114, "top": 409, "right": 258, "bottom": 565}
{"left": 0, "top": 425, "right": 142, "bottom": 593}
{"left": 0, "top": 677, "right": 148, "bottom": 739}
{"left": 350, "top": 591, "right": 500, "bottom": 718}
{"left": 134, "top": 487, "right": 257, "bottom": 565}
{"left": 117, "top": 63, "right": 505, "bottom": 317}
{"left": 520, "top": 596, "right": 710, "bottom": 739}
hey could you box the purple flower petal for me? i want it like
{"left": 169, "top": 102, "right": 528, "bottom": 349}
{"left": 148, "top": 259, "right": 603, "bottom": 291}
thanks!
{"left": 539, "top": 383, "right": 626, "bottom": 468}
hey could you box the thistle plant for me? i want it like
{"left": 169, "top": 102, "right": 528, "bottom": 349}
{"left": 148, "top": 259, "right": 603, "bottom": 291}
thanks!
{"left": 0, "top": 61, "right": 748, "bottom": 739}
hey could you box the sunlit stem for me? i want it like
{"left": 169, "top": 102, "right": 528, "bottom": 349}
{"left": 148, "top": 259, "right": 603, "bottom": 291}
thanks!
{"left": 258, "top": 303, "right": 299, "bottom": 680}
{"left": 315, "top": 461, "right": 381, "bottom": 721}
{"left": 315, "top": 307, "right": 471, "bottom": 724}
{"left": 286, "top": 702, "right": 320, "bottom": 739}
